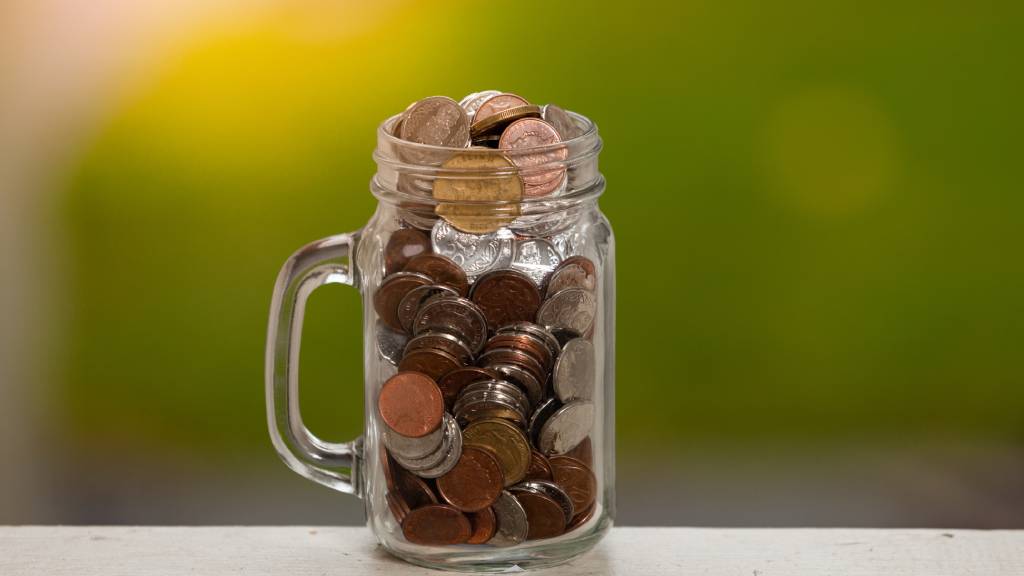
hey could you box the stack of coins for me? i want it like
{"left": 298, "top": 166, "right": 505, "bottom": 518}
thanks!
{"left": 375, "top": 92, "right": 599, "bottom": 547}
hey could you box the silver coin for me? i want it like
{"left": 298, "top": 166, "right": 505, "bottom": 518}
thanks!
{"left": 510, "top": 211, "right": 575, "bottom": 238}
{"left": 542, "top": 104, "right": 580, "bottom": 140}
{"left": 538, "top": 400, "right": 594, "bottom": 455}
{"left": 549, "top": 227, "right": 583, "bottom": 260}
{"left": 553, "top": 338, "right": 595, "bottom": 402}
{"left": 497, "top": 322, "right": 562, "bottom": 362}
{"left": 490, "top": 490, "right": 529, "bottom": 547}
{"left": 404, "top": 330, "right": 475, "bottom": 365}
{"left": 375, "top": 319, "right": 408, "bottom": 366}
{"left": 399, "top": 96, "right": 470, "bottom": 148}
{"left": 397, "top": 284, "right": 459, "bottom": 333}
{"left": 392, "top": 413, "right": 457, "bottom": 473}
{"left": 431, "top": 220, "right": 515, "bottom": 281}
{"left": 461, "top": 379, "right": 531, "bottom": 414}
{"left": 510, "top": 237, "right": 562, "bottom": 286}
{"left": 514, "top": 480, "right": 574, "bottom": 523}
{"left": 477, "top": 347, "right": 546, "bottom": 385}
{"left": 485, "top": 363, "right": 543, "bottom": 409}
{"left": 412, "top": 296, "right": 488, "bottom": 353}
{"left": 546, "top": 259, "right": 597, "bottom": 297}
{"left": 453, "top": 392, "right": 527, "bottom": 428}
{"left": 414, "top": 416, "right": 463, "bottom": 479}
{"left": 528, "top": 397, "right": 561, "bottom": 447}
{"left": 459, "top": 89, "right": 503, "bottom": 117}
{"left": 536, "top": 288, "right": 596, "bottom": 336}
{"left": 383, "top": 420, "right": 443, "bottom": 460}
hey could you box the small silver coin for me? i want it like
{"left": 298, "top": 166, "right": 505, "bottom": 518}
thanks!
{"left": 413, "top": 296, "right": 488, "bottom": 353}
{"left": 536, "top": 288, "right": 597, "bottom": 336}
{"left": 510, "top": 237, "right": 562, "bottom": 286}
{"left": 404, "top": 330, "right": 475, "bottom": 366}
{"left": 538, "top": 400, "right": 595, "bottom": 455}
{"left": 453, "top": 392, "right": 527, "bottom": 428}
{"left": 383, "top": 420, "right": 443, "bottom": 460}
{"left": 490, "top": 490, "right": 529, "bottom": 547}
{"left": 514, "top": 480, "right": 575, "bottom": 523}
{"left": 553, "top": 338, "right": 595, "bottom": 402}
{"left": 375, "top": 319, "right": 408, "bottom": 366}
{"left": 461, "top": 379, "right": 531, "bottom": 414}
{"left": 431, "top": 220, "right": 515, "bottom": 281}
{"left": 485, "top": 362, "right": 544, "bottom": 409}
{"left": 392, "top": 413, "right": 458, "bottom": 473}
{"left": 397, "top": 284, "right": 459, "bottom": 334}
{"left": 414, "top": 416, "right": 463, "bottom": 479}
{"left": 459, "top": 89, "right": 503, "bottom": 117}
{"left": 542, "top": 104, "right": 581, "bottom": 140}
{"left": 528, "top": 397, "right": 561, "bottom": 447}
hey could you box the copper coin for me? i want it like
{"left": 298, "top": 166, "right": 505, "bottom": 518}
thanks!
{"left": 401, "top": 504, "right": 472, "bottom": 545}
{"left": 396, "top": 466, "right": 440, "bottom": 509}
{"left": 403, "top": 253, "right": 470, "bottom": 296}
{"left": 513, "top": 490, "right": 566, "bottom": 540}
{"left": 470, "top": 269, "right": 542, "bottom": 331}
{"left": 398, "top": 347, "right": 462, "bottom": 381}
{"left": 373, "top": 271, "right": 434, "bottom": 331}
{"left": 472, "top": 93, "right": 531, "bottom": 124}
{"left": 498, "top": 118, "right": 567, "bottom": 198}
{"left": 564, "top": 436, "right": 593, "bottom": 466}
{"left": 497, "top": 322, "right": 562, "bottom": 362}
{"left": 437, "top": 367, "right": 496, "bottom": 410}
{"left": 397, "top": 284, "right": 459, "bottom": 334}
{"left": 384, "top": 228, "right": 431, "bottom": 275}
{"left": 436, "top": 445, "right": 504, "bottom": 512}
{"left": 414, "top": 296, "right": 489, "bottom": 353}
{"left": 387, "top": 491, "right": 411, "bottom": 524}
{"left": 405, "top": 331, "right": 474, "bottom": 366}
{"left": 478, "top": 347, "right": 547, "bottom": 388}
{"left": 549, "top": 455, "right": 597, "bottom": 512}
{"left": 525, "top": 450, "right": 553, "bottom": 481}
{"left": 399, "top": 96, "right": 470, "bottom": 148}
{"left": 567, "top": 501, "right": 596, "bottom": 531}
{"left": 378, "top": 372, "right": 444, "bottom": 438}
{"left": 485, "top": 334, "right": 553, "bottom": 372}
{"left": 466, "top": 506, "right": 497, "bottom": 544}
{"left": 545, "top": 256, "right": 597, "bottom": 297}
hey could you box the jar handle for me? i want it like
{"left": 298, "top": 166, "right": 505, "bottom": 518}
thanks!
{"left": 265, "top": 232, "right": 363, "bottom": 496}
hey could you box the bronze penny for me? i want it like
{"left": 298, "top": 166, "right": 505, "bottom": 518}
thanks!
{"left": 437, "top": 367, "right": 496, "bottom": 410}
{"left": 399, "top": 96, "right": 470, "bottom": 148}
{"left": 484, "top": 334, "right": 553, "bottom": 372}
{"left": 384, "top": 228, "right": 431, "bottom": 275}
{"left": 401, "top": 504, "right": 472, "bottom": 545}
{"left": 395, "top": 465, "right": 439, "bottom": 509}
{"left": 567, "top": 501, "right": 596, "bottom": 532}
{"left": 378, "top": 372, "right": 444, "bottom": 438}
{"left": 466, "top": 506, "right": 497, "bottom": 544}
{"left": 398, "top": 347, "right": 462, "bottom": 381}
{"left": 373, "top": 271, "right": 434, "bottom": 331}
{"left": 436, "top": 445, "right": 504, "bottom": 512}
{"left": 525, "top": 450, "right": 554, "bottom": 481}
{"left": 513, "top": 490, "right": 566, "bottom": 540}
{"left": 545, "top": 256, "right": 597, "bottom": 297}
{"left": 470, "top": 269, "right": 542, "bottom": 331}
{"left": 397, "top": 284, "right": 459, "bottom": 334}
{"left": 548, "top": 455, "right": 597, "bottom": 512}
{"left": 387, "top": 491, "right": 411, "bottom": 524}
{"left": 564, "top": 436, "right": 593, "bottom": 467}
{"left": 478, "top": 347, "right": 547, "bottom": 387}
{"left": 403, "top": 253, "right": 470, "bottom": 296}
{"left": 498, "top": 118, "right": 568, "bottom": 198}
{"left": 405, "top": 331, "right": 474, "bottom": 366}
{"left": 472, "top": 93, "right": 531, "bottom": 124}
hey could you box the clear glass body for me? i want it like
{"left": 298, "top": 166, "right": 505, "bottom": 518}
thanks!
{"left": 266, "top": 111, "right": 614, "bottom": 572}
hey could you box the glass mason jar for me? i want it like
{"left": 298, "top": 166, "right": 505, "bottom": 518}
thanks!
{"left": 265, "top": 108, "right": 614, "bottom": 571}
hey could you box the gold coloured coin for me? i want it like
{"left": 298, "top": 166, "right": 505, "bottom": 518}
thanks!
{"left": 462, "top": 418, "right": 531, "bottom": 486}
{"left": 432, "top": 151, "right": 522, "bottom": 234}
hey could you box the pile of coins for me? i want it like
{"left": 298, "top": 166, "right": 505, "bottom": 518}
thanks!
{"left": 373, "top": 92, "right": 600, "bottom": 545}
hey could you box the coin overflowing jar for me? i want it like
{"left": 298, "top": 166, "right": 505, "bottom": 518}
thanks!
{"left": 374, "top": 91, "right": 601, "bottom": 547}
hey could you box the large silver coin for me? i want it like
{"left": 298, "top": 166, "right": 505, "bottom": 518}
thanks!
{"left": 553, "top": 338, "right": 595, "bottom": 402}
{"left": 375, "top": 319, "right": 408, "bottom": 366}
{"left": 392, "top": 413, "right": 458, "bottom": 473}
{"left": 431, "top": 220, "right": 514, "bottom": 281}
{"left": 486, "top": 363, "right": 543, "bottom": 409}
{"left": 383, "top": 420, "right": 443, "bottom": 460}
{"left": 397, "top": 284, "right": 459, "bottom": 334}
{"left": 415, "top": 416, "right": 463, "bottom": 479}
{"left": 459, "top": 89, "right": 503, "bottom": 117}
{"left": 510, "top": 237, "right": 562, "bottom": 286}
{"left": 549, "top": 227, "right": 583, "bottom": 260}
{"left": 461, "top": 379, "right": 531, "bottom": 415}
{"left": 514, "top": 480, "right": 574, "bottom": 523}
{"left": 542, "top": 104, "right": 581, "bottom": 140}
{"left": 536, "top": 288, "right": 596, "bottom": 336}
{"left": 412, "top": 296, "right": 488, "bottom": 353}
{"left": 490, "top": 490, "right": 529, "bottom": 547}
{"left": 538, "top": 400, "right": 594, "bottom": 455}
{"left": 399, "top": 96, "right": 470, "bottom": 148}
{"left": 453, "top": 391, "right": 527, "bottom": 428}
{"left": 528, "top": 397, "right": 561, "bottom": 447}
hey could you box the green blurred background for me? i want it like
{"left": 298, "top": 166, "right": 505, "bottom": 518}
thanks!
{"left": 1, "top": 0, "right": 1022, "bottom": 526}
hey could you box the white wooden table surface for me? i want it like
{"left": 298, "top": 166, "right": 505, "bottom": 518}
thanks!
{"left": 2, "top": 526, "right": 1022, "bottom": 575}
